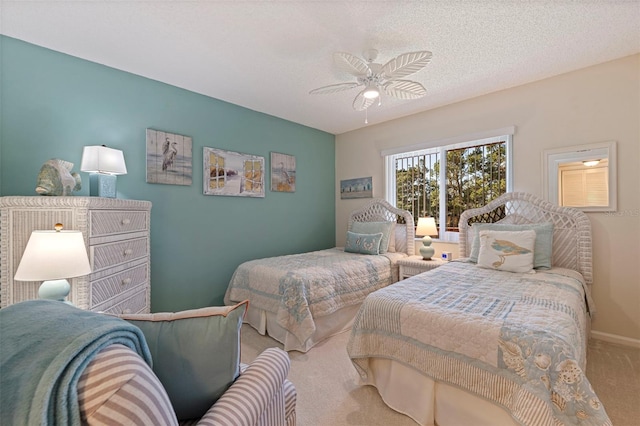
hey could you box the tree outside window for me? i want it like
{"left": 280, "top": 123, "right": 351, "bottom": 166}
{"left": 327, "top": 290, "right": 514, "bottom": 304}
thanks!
{"left": 388, "top": 134, "right": 512, "bottom": 241}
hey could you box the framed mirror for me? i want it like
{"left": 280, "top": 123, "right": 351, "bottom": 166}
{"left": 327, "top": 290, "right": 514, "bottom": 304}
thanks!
{"left": 543, "top": 141, "right": 616, "bottom": 212}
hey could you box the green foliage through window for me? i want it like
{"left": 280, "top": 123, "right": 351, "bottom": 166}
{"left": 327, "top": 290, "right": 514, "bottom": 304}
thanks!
{"left": 391, "top": 138, "right": 509, "bottom": 237}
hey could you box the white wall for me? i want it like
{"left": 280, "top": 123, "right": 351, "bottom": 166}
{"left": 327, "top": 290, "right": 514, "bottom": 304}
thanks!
{"left": 335, "top": 54, "right": 640, "bottom": 344}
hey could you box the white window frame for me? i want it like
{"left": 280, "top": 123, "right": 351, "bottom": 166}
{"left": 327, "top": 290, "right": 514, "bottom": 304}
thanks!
{"left": 383, "top": 127, "right": 514, "bottom": 242}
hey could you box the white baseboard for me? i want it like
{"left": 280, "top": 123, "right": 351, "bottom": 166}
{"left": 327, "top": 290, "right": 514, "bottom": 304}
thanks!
{"left": 591, "top": 330, "right": 640, "bottom": 348}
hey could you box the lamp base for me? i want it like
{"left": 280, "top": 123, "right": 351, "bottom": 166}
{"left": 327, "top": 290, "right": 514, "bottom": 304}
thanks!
{"left": 89, "top": 173, "right": 117, "bottom": 198}
{"left": 39, "top": 279, "right": 73, "bottom": 304}
{"left": 420, "top": 235, "right": 435, "bottom": 260}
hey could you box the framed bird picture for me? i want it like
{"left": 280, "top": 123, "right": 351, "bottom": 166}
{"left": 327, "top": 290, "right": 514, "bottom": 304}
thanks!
{"left": 146, "top": 128, "right": 193, "bottom": 186}
{"left": 270, "top": 152, "right": 296, "bottom": 192}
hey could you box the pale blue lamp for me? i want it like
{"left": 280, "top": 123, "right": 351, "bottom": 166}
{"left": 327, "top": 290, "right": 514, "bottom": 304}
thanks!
{"left": 416, "top": 217, "right": 438, "bottom": 260}
{"left": 80, "top": 145, "right": 127, "bottom": 198}
{"left": 14, "top": 224, "right": 92, "bottom": 304}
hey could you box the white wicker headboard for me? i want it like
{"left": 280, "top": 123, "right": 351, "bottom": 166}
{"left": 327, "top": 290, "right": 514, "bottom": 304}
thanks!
{"left": 459, "top": 192, "right": 592, "bottom": 285}
{"left": 348, "top": 199, "right": 415, "bottom": 256}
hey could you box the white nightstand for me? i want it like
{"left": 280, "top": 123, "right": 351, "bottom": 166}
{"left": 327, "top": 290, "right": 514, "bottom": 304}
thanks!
{"left": 398, "top": 255, "right": 447, "bottom": 279}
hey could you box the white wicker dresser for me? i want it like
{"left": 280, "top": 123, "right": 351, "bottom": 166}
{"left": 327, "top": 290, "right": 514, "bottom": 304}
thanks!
{"left": 0, "top": 196, "right": 151, "bottom": 313}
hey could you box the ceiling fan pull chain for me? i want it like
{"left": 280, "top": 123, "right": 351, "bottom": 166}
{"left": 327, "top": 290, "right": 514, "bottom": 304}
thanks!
{"left": 365, "top": 108, "right": 368, "bottom": 124}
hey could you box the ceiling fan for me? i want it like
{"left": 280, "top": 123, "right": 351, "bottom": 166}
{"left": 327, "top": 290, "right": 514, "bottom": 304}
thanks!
{"left": 309, "top": 49, "right": 432, "bottom": 111}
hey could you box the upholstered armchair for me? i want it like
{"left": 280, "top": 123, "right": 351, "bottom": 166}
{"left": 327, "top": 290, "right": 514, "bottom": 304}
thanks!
{"left": 78, "top": 344, "right": 296, "bottom": 426}
{"left": 0, "top": 299, "right": 296, "bottom": 426}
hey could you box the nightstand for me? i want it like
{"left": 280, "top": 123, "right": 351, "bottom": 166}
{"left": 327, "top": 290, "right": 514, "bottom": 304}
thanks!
{"left": 398, "top": 255, "right": 447, "bottom": 279}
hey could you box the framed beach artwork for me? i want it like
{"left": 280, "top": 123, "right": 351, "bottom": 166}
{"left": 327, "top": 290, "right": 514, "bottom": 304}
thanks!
{"left": 146, "top": 129, "right": 193, "bottom": 186}
{"left": 270, "top": 152, "right": 296, "bottom": 192}
{"left": 203, "top": 147, "right": 265, "bottom": 197}
{"left": 340, "top": 176, "right": 373, "bottom": 199}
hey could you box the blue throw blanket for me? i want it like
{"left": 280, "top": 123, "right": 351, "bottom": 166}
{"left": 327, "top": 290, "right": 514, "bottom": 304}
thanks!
{"left": 0, "top": 300, "right": 152, "bottom": 426}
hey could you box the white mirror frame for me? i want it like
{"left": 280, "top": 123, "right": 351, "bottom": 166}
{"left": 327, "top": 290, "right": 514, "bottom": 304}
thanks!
{"left": 543, "top": 141, "right": 617, "bottom": 212}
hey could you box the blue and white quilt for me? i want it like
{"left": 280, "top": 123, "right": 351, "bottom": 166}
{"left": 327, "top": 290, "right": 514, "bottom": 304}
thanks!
{"left": 225, "top": 247, "right": 405, "bottom": 346}
{"left": 347, "top": 261, "right": 611, "bottom": 426}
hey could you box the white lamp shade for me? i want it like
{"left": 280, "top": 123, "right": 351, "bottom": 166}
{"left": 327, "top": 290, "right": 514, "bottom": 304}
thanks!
{"left": 14, "top": 230, "right": 92, "bottom": 281}
{"left": 416, "top": 217, "right": 437, "bottom": 236}
{"left": 81, "top": 145, "right": 127, "bottom": 175}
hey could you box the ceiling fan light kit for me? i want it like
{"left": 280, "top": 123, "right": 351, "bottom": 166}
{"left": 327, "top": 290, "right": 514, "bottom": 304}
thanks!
{"left": 310, "top": 49, "right": 432, "bottom": 117}
{"left": 363, "top": 83, "right": 380, "bottom": 99}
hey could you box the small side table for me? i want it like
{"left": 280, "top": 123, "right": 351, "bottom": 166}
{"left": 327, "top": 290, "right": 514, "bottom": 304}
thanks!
{"left": 398, "top": 255, "right": 447, "bottom": 279}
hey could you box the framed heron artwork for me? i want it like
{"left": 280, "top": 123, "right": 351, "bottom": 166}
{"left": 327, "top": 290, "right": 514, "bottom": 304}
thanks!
{"left": 270, "top": 152, "right": 296, "bottom": 192}
{"left": 203, "top": 147, "right": 265, "bottom": 198}
{"left": 146, "top": 129, "right": 193, "bottom": 186}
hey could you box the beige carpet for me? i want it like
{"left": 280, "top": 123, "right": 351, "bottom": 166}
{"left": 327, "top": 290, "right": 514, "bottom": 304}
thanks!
{"left": 241, "top": 325, "right": 639, "bottom": 425}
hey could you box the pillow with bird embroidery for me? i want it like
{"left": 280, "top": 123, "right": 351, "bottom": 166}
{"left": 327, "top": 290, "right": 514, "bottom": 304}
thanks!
{"left": 469, "top": 222, "right": 554, "bottom": 269}
{"left": 477, "top": 229, "right": 536, "bottom": 273}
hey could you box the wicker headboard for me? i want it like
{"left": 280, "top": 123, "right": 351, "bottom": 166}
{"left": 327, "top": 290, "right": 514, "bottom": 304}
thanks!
{"left": 459, "top": 192, "right": 592, "bottom": 285}
{"left": 348, "top": 199, "right": 415, "bottom": 256}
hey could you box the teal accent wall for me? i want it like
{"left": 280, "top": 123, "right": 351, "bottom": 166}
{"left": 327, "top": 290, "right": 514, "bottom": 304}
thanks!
{"left": 0, "top": 36, "right": 336, "bottom": 311}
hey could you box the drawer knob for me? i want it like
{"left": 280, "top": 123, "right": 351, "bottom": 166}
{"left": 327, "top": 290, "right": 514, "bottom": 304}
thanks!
{"left": 124, "top": 248, "right": 133, "bottom": 256}
{"left": 122, "top": 218, "right": 131, "bottom": 225}
{"left": 121, "top": 278, "right": 132, "bottom": 286}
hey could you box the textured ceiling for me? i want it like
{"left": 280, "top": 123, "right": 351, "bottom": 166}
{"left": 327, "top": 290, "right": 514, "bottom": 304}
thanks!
{"left": 2, "top": 1, "right": 639, "bottom": 135}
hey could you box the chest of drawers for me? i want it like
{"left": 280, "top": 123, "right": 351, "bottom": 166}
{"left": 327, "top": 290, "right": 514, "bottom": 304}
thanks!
{"left": 0, "top": 196, "right": 151, "bottom": 313}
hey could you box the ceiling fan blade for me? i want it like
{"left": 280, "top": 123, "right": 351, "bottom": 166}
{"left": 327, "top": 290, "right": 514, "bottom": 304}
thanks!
{"left": 334, "top": 52, "right": 370, "bottom": 77}
{"left": 309, "top": 82, "right": 360, "bottom": 95}
{"left": 352, "top": 89, "right": 376, "bottom": 111}
{"left": 383, "top": 80, "right": 427, "bottom": 100}
{"left": 381, "top": 51, "right": 432, "bottom": 80}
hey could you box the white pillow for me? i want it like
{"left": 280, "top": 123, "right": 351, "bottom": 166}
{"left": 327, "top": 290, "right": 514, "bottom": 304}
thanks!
{"left": 477, "top": 229, "right": 536, "bottom": 273}
{"left": 394, "top": 225, "right": 407, "bottom": 254}
{"left": 387, "top": 222, "right": 397, "bottom": 252}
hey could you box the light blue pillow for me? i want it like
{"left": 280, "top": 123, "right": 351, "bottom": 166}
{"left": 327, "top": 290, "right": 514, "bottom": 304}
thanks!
{"left": 120, "top": 301, "right": 247, "bottom": 420}
{"left": 469, "top": 222, "right": 554, "bottom": 269}
{"left": 345, "top": 231, "right": 383, "bottom": 255}
{"left": 351, "top": 221, "right": 394, "bottom": 254}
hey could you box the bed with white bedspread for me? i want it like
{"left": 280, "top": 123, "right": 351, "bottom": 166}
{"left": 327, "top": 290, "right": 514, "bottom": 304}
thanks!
{"left": 347, "top": 192, "right": 611, "bottom": 426}
{"left": 225, "top": 199, "right": 414, "bottom": 352}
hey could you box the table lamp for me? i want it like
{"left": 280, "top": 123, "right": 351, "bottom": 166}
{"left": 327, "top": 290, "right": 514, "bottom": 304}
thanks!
{"left": 80, "top": 145, "right": 127, "bottom": 198}
{"left": 14, "top": 224, "right": 92, "bottom": 304}
{"left": 416, "top": 217, "right": 438, "bottom": 260}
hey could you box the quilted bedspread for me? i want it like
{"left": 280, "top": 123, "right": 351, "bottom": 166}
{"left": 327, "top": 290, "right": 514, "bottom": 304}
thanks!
{"left": 225, "top": 248, "right": 404, "bottom": 346}
{"left": 347, "top": 261, "right": 611, "bottom": 426}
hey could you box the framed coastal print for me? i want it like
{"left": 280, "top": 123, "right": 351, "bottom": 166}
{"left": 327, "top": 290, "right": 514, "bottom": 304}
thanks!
{"left": 270, "top": 152, "right": 296, "bottom": 192}
{"left": 203, "top": 147, "right": 265, "bottom": 197}
{"left": 146, "top": 129, "right": 193, "bottom": 186}
{"left": 340, "top": 176, "right": 373, "bottom": 199}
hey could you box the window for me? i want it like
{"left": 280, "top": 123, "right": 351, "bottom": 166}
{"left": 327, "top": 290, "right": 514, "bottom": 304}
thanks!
{"left": 384, "top": 131, "right": 513, "bottom": 242}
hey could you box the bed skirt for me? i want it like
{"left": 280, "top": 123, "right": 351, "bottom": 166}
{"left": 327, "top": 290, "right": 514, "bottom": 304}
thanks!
{"left": 363, "top": 357, "right": 518, "bottom": 426}
{"left": 245, "top": 303, "right": 361, "bottom": 352}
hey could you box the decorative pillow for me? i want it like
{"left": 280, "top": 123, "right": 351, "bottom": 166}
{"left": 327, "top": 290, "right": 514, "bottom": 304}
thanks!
{"left": 351, "top": 221, "right": 394, "bottom": 254}
{"left": 345, "top": 231, "right": 383, "bottom": 255}
{"left": 477, "top": 230, "right": 536, "bottom": 273}
{"left": 469, "top": 222, "right": 554, "bottom": 269}
{"left": 119, "top": 301, "right": 248, "bottom": 421}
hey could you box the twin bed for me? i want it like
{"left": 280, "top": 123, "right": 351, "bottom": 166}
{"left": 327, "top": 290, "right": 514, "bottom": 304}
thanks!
{"left": 225, "top": 192, "right": 610, "bottom": 425}
{"left": 224, "top": 198, "right": 415, "bottom": 352}
{"left": 347, "top": 192, "right": 610, "bottom": 425}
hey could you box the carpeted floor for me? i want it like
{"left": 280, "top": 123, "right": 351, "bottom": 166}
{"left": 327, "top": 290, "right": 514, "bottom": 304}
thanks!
{"left": 241, "top": 325, "right": 640, "bottom": 426}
